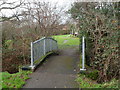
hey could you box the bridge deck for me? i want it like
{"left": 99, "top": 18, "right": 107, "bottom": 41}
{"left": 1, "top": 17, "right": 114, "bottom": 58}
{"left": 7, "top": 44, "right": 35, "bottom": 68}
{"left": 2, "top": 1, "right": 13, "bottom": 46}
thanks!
{"left": 23, "top": 46, "right": 80, "bottom": 88}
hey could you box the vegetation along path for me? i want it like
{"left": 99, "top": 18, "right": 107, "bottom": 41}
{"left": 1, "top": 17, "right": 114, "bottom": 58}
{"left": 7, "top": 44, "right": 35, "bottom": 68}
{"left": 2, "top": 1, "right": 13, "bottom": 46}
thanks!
{"left": 23, "top": 46, "right": 80, "bottom": 88}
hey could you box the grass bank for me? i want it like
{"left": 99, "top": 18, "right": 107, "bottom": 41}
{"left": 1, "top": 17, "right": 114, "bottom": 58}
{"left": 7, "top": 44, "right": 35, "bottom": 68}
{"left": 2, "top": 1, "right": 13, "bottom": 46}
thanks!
{"left": 1, "top": 71, "right": 32, "bottom": 88}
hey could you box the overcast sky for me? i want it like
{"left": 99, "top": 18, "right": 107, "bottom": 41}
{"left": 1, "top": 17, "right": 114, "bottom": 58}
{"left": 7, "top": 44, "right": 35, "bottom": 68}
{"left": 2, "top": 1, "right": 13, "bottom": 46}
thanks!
{"left": 1, "top": 0, "right": 119, "bottom": 16}
{"left": 0, "top": 0, "right": 75, "bottom": 17}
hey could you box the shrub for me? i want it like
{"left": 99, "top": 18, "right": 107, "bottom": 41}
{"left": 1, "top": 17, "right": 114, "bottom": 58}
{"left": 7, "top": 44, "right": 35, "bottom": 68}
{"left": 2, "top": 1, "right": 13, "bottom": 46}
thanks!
{"left": 85, "top": 70, "right": 99, "bottom": 80}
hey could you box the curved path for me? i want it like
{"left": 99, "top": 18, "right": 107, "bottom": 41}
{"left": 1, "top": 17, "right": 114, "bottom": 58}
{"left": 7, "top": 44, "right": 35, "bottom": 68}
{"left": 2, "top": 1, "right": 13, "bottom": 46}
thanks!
{"left": 23, "top": 46, "right": 80, "bottom": 88}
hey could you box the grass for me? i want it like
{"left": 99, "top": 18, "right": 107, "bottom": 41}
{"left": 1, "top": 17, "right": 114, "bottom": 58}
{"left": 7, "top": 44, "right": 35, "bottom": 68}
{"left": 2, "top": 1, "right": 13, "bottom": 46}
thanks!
{"left": 76, "top": 74, "right": 101, "bottom": 88}
{"left": 1, "top": 71, "right": 32, "bottom": 88}
{"left": 76, "top": 74, "right": 118, "bottom": 88}
{"left": 0, "top": 73, "right": 1, "bottom": 90}
{"left": 53, "top": 34, "right": 79, "bottom": 49}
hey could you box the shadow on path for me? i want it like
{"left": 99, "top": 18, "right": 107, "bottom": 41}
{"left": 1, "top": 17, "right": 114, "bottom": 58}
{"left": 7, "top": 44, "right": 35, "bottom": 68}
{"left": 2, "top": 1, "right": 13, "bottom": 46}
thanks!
{"left": 23, "top": 46, "right": 80, "bottom": 88}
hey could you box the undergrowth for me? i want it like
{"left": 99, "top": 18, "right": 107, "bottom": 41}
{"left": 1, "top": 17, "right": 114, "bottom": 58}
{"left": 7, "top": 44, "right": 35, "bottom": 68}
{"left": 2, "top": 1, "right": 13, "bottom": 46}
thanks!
{"left": 76, "top": 74, "right": 118, "bottom": 88}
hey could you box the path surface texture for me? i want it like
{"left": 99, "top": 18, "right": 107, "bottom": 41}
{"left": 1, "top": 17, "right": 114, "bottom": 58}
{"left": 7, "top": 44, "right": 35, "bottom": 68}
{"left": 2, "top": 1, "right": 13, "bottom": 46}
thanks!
{"left": 23, "top": 47, "right": 80, "bottom": 88}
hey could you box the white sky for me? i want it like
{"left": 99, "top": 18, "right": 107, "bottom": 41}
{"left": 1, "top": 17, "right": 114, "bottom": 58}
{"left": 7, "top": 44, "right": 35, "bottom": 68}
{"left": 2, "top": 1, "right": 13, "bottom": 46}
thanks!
{"left": 1, "top": 0, "right": 119, "bottom": 16}
{"left": 0, "top": 0, "right": 75, "bottom": 17}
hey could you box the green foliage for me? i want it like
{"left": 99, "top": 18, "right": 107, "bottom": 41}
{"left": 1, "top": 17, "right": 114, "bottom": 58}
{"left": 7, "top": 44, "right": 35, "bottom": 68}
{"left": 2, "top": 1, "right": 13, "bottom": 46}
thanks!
{"left": 69, "top": 2, "right": 119, "bottom": 82}
{"left": 4, "top": 40, "right": 13, "bottom": 49}
{"left": 1, "top": 71, "right": 32, "bottom": 88}
{"left": 85, "top": 70, "right": 99, "bottom": 80}
{"left": 76, "top": 74, "right": 102, "bottom": 88}
{"left": 102, "top": 79, "right": 118, "bottom": 88}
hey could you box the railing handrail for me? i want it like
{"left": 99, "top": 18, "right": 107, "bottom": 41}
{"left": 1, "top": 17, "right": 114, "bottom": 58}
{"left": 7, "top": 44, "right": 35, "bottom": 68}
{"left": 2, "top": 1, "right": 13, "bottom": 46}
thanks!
{"left": 33, "top": 37, "right": 57, "bottom": 44}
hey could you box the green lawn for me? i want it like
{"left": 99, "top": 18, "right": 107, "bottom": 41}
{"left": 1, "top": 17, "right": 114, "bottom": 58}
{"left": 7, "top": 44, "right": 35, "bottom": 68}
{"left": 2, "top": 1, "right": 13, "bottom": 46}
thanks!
{"left": 1, "top": 71, "right": 32, "bottom": 88}
{"left": 53, "top": 34, "right": 79, "bottom": 49}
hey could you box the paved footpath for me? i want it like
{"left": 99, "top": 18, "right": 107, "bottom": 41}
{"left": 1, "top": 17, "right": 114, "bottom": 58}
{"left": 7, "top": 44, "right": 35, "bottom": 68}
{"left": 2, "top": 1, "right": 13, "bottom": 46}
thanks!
{"left": 23, "top": 47, "right": 80, "bottom": 88}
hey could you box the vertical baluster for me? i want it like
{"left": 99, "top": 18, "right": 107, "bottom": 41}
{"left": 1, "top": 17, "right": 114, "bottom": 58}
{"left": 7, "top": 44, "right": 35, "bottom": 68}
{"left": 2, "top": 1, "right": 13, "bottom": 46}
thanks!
{"left": 44, "top": 39, "right": 46, "bottom": 55}
{"left": 30, "top": 42, "right": 35, "bottom": 69}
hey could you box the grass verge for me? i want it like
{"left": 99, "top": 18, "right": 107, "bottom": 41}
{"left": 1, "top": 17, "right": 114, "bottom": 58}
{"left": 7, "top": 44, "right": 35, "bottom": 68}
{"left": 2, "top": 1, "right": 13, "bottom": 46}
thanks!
{"left": 76, "top": 74, "right": 118, "bottom": 88}
{"left": 1, "top": 71, "right": 32, "bottom": 88}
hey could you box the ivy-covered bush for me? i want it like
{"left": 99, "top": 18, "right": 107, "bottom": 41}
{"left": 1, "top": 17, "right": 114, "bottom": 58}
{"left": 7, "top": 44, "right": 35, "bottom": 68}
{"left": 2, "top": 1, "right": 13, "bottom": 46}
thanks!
{"left": 68, "top": 2, "right": 120, "bottom": 83}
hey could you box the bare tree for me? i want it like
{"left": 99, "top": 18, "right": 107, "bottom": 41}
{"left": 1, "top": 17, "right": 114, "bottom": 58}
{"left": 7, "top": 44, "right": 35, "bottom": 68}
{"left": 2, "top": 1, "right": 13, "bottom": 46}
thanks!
{"left": 0, "top": 0, "right": 24, "bottom": 22}
{"left": 22, "top": 1, "right": 65, "bottom": 37}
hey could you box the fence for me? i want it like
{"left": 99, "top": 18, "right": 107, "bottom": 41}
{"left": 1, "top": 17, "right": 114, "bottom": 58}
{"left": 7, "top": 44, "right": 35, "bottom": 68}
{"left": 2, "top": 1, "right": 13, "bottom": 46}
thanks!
{"left": 30, "top": 37, "right": 58, "bottom": 69}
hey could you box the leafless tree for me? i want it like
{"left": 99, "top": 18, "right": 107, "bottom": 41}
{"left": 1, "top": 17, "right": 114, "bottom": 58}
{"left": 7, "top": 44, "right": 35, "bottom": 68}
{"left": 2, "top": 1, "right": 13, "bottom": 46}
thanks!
{"left": 0, "top": 0, "right": 25, "bottom": 22}
{"left": 21, "top": 1, "right": 65, "bottom": 37}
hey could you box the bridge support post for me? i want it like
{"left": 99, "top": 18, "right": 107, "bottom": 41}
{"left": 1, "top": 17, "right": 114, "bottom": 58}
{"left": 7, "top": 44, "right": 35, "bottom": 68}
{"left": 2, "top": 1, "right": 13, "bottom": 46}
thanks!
{"left": 44, "top": 39, "right": 46, "bottom": 55}
{"left": 80, "top": 36, "right": 86, "bottom": 71}
{"left": 30, "top": 42, "right": 35, "bottom": 70}
{"left": 50, "top": 40, "right": 52, "bottom": 51}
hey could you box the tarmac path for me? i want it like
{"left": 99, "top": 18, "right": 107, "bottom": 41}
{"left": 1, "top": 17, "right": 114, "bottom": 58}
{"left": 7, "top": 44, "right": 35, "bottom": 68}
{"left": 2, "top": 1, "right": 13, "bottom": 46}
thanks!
{"left": 23, "top": 47, "right": 80, "bottom": 88}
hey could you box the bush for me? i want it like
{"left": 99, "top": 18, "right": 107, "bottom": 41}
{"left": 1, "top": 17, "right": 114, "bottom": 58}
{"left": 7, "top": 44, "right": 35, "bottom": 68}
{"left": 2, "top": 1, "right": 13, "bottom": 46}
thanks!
{"left": 76, "top": 74, "right": 118, "bottom": 88}
{"left": 86, "top": 70, "right": 99, "bottom": 80}
{"left": 69, "top": 2, "right": 119, "bottom": 82}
